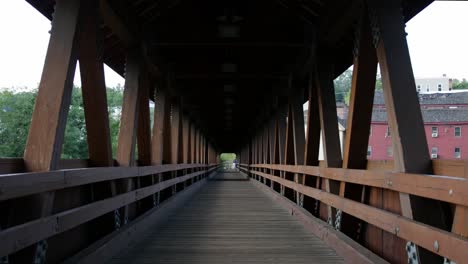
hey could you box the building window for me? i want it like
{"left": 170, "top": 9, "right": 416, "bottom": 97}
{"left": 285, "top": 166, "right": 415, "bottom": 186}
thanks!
{"left": 431, "top": 127, "right": 438, "bottom": 137}
{"left": 387, "top": 147, "right": 393, "bottom": 157}
{"left": 455, "top": 147, "right": 461, "bottom": 159}
{"left": 438, "top": 84, "right": 442, "bottom": 91}
{"left": 455, "top": 126, "right": 461, "bottom": 137}
{"left": 367, "top": 146, "right": 372, "bottom": 157}
{"left": 431, "top": 147, "right": 438, "bottom": 159}
{"left": 386, "top": 126, "right": 391, "bottom": 137}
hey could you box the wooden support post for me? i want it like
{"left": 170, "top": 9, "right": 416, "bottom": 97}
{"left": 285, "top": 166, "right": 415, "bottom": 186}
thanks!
{"left": 136, "top": 69, "right": 153, "bottom": 211}
{"left": 183, "top": 119, "right": 190, "bottom": 164}
{"left": 284, "top": 102, "right": 296, "bottom": 201}
{"left": 316, "top": 62, "right": 342, "bottom": 225}
{"left": 16, "top": 0, "right": 81, "bottom": 262}
{"left": 116, "top": 49, "right": 143, "bottom": 224}
{"left": 151, "top": 88, "right": 166, "bottom": 165}
{"left": 367, "top": 0, "right": 450, "bottom": 262}
{"left": 78, "top": 0, "right": 116, "bottom": 241}
{"left": 338, "top": 10, "right": 378, "bottom": 240}
{"left": 273, "top": 108, "right": 287, "bottom": 194}
{"left": 150, "top": 87, "right": 166, "bottom": 206}
{"left": 169, "top": 98, "right": 181, "bottom": 193}
{"left": 302, "top": 78, "right": 321, "bottom": 214}
{"left": 194, "top": 128, "right": 199, "bottom": 179}
{"left": 269, "top": 118, "right": 276, "bottom": 188}
{"left": 137, "top": 71, "right": 152, "bottom": 167}
{"left": 190, "top": 124, "right": 195, "bottom": 164}
{"left": 291, "top": 94, "right": 306, "bottom": 205}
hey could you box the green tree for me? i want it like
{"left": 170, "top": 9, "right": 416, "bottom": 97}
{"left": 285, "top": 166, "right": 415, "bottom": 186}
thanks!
{"left": 0, "top": 89, "right": 36, "bottom": 157}
{"left": 452, "top": 78, "right": 468, "bottom": 90}
{"left": 334, "top": 69, "right": 352, "bottom": 103}
{"left": 0, "top": 86, "right": 124, "bottom": 159}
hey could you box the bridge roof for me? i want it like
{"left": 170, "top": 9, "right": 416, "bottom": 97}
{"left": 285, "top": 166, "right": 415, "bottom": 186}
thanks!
{"left": 26, "top": 0, "right": 432, "bottom": 151}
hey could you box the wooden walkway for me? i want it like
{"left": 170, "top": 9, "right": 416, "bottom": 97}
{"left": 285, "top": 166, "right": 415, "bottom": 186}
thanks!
{"left": 108, "top": 172, "right": 344, "bottom": 263}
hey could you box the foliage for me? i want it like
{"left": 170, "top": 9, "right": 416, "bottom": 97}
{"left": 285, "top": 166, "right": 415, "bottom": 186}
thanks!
{"left": 220, "top": 153, "right": 236, "bottom": 162}
{"left": 452, "top": 78, "right": 468, "bottom": 90}
{"left": 333, "top": 69, "right": 352, "bottom": 104}
{"left": 0, "top": 89, "right": 36, "bottom": 157}
{"left": 0, "top": 86, "right": 124, "bottom": 158}
{"left": 336, "top": 70, "right": 383, "bottom": 105}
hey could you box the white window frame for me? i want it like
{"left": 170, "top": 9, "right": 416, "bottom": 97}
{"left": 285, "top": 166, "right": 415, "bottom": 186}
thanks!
{"left": 367, "top": 146, "right": 372, "bottom": 157}
{"left": 387, "top": 146, "right": 393, "bottom": 157}
{"left": 455, "top": 126, "right": 462, "bottom": 137}
{"left": 454, "top": 147, "right": 461, "bottom": 159}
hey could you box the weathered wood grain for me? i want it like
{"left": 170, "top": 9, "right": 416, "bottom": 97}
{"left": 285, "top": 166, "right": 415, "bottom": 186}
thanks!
{"left": 108, "top": 173, "right": 344, "bottom": 264}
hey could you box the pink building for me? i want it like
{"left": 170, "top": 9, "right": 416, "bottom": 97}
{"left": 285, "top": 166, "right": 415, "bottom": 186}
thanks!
{"left": 368, "top": 92, "right": 468, "bottom": 160}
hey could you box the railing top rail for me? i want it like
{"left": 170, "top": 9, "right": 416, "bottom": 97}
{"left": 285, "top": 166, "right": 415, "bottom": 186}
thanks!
{"left": 0, "top": 163, "right": 213, "bottom": 201}
{"left": 249, "top": 163, "right": 468, "bottom": 207}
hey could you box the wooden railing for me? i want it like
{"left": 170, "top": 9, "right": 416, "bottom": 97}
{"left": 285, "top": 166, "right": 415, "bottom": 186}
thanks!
{"left": 241, "top": 162, "right": 468, "bottom": 263}
{"left": 0, "top": 163, "right": 218, "bottom": 257}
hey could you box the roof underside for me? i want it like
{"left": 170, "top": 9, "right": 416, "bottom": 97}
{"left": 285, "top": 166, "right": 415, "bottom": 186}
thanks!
{"left": 26, "top": 0, "right": 432, "bottom": 151}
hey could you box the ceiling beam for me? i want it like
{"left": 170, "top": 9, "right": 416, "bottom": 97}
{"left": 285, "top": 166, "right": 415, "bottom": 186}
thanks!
{"left": 99, "top": 0, "right": 161, "bottom": 79}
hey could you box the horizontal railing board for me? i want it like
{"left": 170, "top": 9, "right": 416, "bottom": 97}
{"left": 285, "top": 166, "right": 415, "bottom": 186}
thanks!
{"left": 250, "top": 170, "right": 468, "bottom": 263}
{"left": 0, "top": 163, "right": 213, "bottom": 201}
{"left": 251, "top": 164, "right": 468, "bottom": 207}
{"left": 0, "top": 168, "right": 216, "bottom": 257}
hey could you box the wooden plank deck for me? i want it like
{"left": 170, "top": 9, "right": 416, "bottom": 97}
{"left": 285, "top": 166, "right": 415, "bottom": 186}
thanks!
{"left": 107, "top": 172, "right": 344, "bottom": 263}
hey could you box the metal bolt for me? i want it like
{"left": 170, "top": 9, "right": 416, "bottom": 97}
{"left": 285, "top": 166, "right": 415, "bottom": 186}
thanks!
{"left": 394, "top": 226, "right": 400, "bottom": 235}
{"left": 434, "top": 240, "right": 439, "bottom": 252}
{"left": 449, "top": 189, "right": 453, "bottom": 196}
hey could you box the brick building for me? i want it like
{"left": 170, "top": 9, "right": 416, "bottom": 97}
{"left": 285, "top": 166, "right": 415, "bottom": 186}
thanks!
{"left": 368, "top": 91, "right": 468, "bottom": 160}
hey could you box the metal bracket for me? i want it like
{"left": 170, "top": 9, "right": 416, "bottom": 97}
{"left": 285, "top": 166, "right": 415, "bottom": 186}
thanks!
{"left": 334, "top": 209, "right": 342, "bottom": 230}
{"left": 368, "top": 8, "right": 381, "bottom": 48}
{"left": 406, "top": 241, "right": 419, "bottom": 264}
{"left": 443, "top": 258, "right": 456, "bottom": 264}
{"left": 114, "top": 209, "right": 121, "bottom": 230}
{"left": 33, "top": 240, "right": 48, "bottom": 264}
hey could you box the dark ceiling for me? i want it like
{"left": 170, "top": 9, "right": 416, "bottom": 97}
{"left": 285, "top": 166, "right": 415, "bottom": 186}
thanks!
{"left": 26, "top": 0, "right": 432, "bottom": 151}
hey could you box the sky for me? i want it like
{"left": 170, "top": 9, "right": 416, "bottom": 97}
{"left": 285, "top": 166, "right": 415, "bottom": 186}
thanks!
{"left": 0, "top": 1, "right": 467, "bottom": 90}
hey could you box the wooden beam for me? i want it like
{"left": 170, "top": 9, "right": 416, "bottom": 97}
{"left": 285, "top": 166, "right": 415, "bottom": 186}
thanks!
{"left": 17, "top": 0, "right": 81, "bottom": 261}
{"left": 170, "top": 99, "right": 181, "bottom": 164}
{"left": 316, "top": 62, "right": 342, "bottom": 224}
{"left": 250, "top": 170, "right": 468, "bottom": 263}
{"left": 137, "top": 70, "right": 152, "bottom": 166}
{"left": 182, "top": 119, "right": 190, "bottom": 164}
{"left": 79, "top": 1, "right": 113, "bottom": 168}
{"left": 368, "top": 0, "right": 450, "bottom": 262}
{"left": 303, "top": 79, "right": 321, "bottom": 213}
{"left": 0, "top": 170, "right": 208, "bottom": 257}
{"left": 116, "top": 49, "right": 143, "bottom": 223}
{"left": 291, "top": 95, "right": 306, "bottom": 205}
{"left": 339, "top": 10, "right": 377, "bottom": 241}
{"left": 79, "top": 0, "right": 117, "bottom": 245}
{"left": 151, "top": 89, "right": 166, "bottom": 165}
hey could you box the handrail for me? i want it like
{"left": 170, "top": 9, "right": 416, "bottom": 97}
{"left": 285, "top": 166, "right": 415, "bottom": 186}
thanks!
{"left": 250, "top": 169, "right": 468, "bottom": 263}
{"left": 0, "top": 163, "right": 213, "bottom": 201}
{"left": 250, "top": 164, "right": 468, "bottom": 207}
{"left": 0, "top": 166, "right": 218, "bottom": 257}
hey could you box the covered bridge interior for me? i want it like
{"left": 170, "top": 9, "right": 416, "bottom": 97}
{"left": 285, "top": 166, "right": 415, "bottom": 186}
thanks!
{"left": 1, "top": 0, "right": 467, "bottom": 263}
